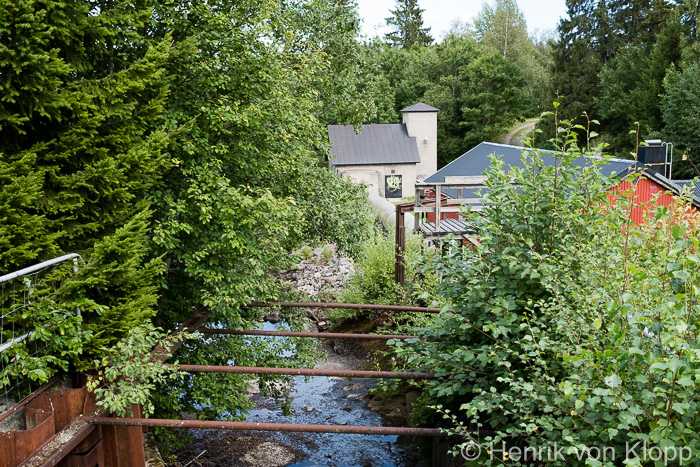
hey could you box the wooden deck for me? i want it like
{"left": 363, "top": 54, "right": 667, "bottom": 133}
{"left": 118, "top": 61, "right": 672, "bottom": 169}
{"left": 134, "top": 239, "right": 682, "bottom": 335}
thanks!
{"left": 412, "top": 180, "right": 485, "bottom": 243}
{"left": 419, "top": 218, "right": 473, "bottom": 237}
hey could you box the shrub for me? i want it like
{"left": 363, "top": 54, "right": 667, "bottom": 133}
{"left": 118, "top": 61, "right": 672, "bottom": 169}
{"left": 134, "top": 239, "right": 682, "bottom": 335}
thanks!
{"left": 321, "top": 245, "right": 334, "bottom": 261}
{"left": 333, "top": 228, "right": 438, "bottom": 326}
{"left": 392, "top": 125, "right": 700, "bottom": 465}
{"left": 300, "top": 245, "right": 313, "bottom": 260}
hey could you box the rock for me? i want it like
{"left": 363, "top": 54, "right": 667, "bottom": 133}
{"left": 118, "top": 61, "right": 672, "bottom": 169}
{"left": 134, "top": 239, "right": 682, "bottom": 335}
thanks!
{"left": 241, "top": 442, "right": 295, "bottom": 467}
{"left": 345, "top": 393, "right": 365, "bottom": 401}
{"left": 303, "top": 406, "right": 315, "bottom": 412}
{"left": 332, "top": 339, "right": 350, "bottom": 355}
{"left": 264, "top": 312, "right": 281, "bottom": 324}
{"left": 342, "top": 383, "right": 365, "bottom": 391}
{"left": 406, "top": 391, "right": 421, "bottom": 414}
{"left": 247, "top": 380, "right": 260, "bottom": 395}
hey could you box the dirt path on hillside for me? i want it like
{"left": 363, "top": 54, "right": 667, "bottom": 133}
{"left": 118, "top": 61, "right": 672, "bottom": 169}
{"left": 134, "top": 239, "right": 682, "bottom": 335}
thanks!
{"left": 504, "top": 119, "right": 539, "bottom": 146}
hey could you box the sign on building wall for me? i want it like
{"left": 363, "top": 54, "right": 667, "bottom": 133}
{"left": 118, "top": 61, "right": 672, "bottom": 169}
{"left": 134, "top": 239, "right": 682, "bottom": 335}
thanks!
{"left": 385, "top": 175, "right": 403, "bottom": 198}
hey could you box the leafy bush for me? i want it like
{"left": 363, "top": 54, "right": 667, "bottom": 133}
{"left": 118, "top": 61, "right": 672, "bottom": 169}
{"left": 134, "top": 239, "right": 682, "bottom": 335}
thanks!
{"left": 0, "top": 280, "right": 90, "bottom": 388}
{"left": 297, "top": 168, "right": 377, "bottom": 260}
{"left": 393, "top": 126, "right": 700, "bottom": 465}
{"left": 333, "top": 228, "right": 438, "bottom": 325}
{"left": 321, "top": 245, "right": 334, "bottom": 262}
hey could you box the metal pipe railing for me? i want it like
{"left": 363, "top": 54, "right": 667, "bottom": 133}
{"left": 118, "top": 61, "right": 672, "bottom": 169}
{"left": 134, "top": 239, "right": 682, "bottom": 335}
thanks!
{"left": 199, "top": 329, "right": 418, "bottom": 340}
{"left": 86, "top": 417, "right": 446, "bottom": 437}
{"left": 172, "top": 364, "right": 437, "bottom": 380}
{"left": 248, "top": 301, "right": 442, "bottom": 313}
{"left": 0, "top": 253, "right": 83, "bottom": 284}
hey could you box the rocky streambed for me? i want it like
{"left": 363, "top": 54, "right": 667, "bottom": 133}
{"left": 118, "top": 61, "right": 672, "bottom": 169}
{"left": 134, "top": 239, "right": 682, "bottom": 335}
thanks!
{"left": 169, "top": 246, "right": 428, "bottom": 467}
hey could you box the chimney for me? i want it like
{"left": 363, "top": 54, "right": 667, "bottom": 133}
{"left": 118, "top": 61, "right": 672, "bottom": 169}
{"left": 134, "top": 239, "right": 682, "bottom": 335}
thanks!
{"left": 401, "top": 102, "right": 439, "bottom": 182}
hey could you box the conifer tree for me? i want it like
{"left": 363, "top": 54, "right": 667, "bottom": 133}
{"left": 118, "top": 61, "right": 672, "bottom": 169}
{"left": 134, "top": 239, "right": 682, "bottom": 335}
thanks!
{"left": 0, "top": 0, "right": 173, "bottom": 352}
{"left": 384, "top": 0, "right": 433, "bottom": 48}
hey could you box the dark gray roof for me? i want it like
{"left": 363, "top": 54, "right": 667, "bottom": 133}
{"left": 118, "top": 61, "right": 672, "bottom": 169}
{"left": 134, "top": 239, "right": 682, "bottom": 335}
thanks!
{"left": 671, "top": 179, "right": 700, "bottom": 202}
{"left": 400, "top": 102, "right": 439, "bottom": 113}
{"left": 641, "top": 173, "right": 700, "bottom": 208}
{"left": 328, "top": 124, "right": 421, "bottom": 166}
{"left": 425, "top": 142, "right": 636, "bottom": 184}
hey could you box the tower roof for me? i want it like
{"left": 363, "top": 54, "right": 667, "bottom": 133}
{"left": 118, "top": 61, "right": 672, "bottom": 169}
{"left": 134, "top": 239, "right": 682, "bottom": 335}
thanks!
{"left": 400, "top": 102, "right": 439, "bottom": 113}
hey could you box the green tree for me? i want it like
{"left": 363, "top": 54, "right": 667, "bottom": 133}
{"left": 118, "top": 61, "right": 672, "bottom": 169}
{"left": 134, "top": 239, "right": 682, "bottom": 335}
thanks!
{"left": 472, "top": 0, "right": 552, "bottom": 113}
{"left": 371, "top": 29, "right": 528, "bottom": 166}
{"left": 553, "top": 0, "right": 617, "bottom": 120}
{"left": 661, "top": 62, "right": 700, "bottom": 178}
{"left": 473, "top": 0, "right": 529, "bottom": 61}
{"left": 0, "top": 0, "right": 173, "bottom": 356}
{"left": 461, "top": 52, "right": 527, "bottom": 147}
{"left": 393, "top": 123, "right": 700, "bottom": 462}
{"left": 596, "top": 13, "right": 685, "bottom": 154}
{"left": 277, "top": 0, "right": 382, "bottom": 126}
{"left": 384, "top": 0, "right": 433, "bottom": 48}
{"left": 1, "top": 0, "right": 377, "bottom": 417}
{"left": 146, "top": 0, "right": 376, "bottom": 420}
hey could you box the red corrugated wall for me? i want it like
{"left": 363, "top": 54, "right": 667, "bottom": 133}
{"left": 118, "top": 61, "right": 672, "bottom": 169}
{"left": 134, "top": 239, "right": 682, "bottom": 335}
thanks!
{"left": 424, "top": 175, "right": 698, "bottom": 227}
{"left": 606, "top": 176, "right": 699, "bottom": 225}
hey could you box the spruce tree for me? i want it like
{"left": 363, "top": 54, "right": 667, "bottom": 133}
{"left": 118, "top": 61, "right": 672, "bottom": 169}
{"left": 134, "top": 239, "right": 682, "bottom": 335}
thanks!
{"left": 384, "top": 0, "right": 433, "bottom": 48}
{"left": 0, "top": 0, "right": 173, "bottom": 355}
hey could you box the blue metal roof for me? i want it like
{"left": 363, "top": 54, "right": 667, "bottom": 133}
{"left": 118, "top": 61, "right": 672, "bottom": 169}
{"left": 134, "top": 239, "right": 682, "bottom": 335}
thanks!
{"left": 425, "top": 142, "right": 635, "bottom": 183}
{"left": 424, "top": 142, "right": 700, "bottom": 208}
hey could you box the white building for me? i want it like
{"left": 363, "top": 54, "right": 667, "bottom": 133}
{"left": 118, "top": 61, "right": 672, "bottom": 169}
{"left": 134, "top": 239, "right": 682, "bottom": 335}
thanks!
{"left": 328, "top": 102, "right": 438, "bottom": 199}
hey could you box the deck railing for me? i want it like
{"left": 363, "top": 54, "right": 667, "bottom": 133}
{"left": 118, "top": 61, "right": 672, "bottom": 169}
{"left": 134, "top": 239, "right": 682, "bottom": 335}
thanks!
{"left": 414, "top": 177, "right": 487, "bottom": 235}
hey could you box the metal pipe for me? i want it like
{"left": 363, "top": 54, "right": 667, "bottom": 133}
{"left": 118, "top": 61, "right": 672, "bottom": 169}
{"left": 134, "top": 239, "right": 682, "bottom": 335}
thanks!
{"left": 85, "top": 417, "right": 446, "bottom": 437}
{"left": 198, "top": 329, "right": 418, "bottom": 340}
{"left": 0, "top": 253, "right": 83, "bottom": 284}
{"left": 0, "top": 330, "right": 32, "bottom": 353}
{"left": 248, "top": 302, "right": 442, "bottom": 313}
{"left": 172, "top": 364, "right": 437, "bottom": 380}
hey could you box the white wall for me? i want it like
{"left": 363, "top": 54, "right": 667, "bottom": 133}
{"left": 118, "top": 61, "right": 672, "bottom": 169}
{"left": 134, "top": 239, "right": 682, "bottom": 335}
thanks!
{"left": 336, "top": 163, "right": 417, "bottom": 199}
{"left": 403, "top": 111, "right": 438, "bottom": 182}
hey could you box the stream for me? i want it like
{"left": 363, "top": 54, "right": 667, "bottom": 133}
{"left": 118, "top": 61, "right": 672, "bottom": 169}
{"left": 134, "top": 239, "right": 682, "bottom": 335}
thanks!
{"left": 174, "top": 322, "right": 427, "bottom": 466}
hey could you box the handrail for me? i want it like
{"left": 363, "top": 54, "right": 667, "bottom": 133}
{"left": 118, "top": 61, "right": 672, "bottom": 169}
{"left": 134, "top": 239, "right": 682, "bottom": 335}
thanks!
{"left": 0, "top": 253, "right": 83, "bottom": 284}
{"left": 0, "top": 253, "right": 85, "bottom": 354}
{"left": 414, "top": 181, "right": 486, "bottom": 232}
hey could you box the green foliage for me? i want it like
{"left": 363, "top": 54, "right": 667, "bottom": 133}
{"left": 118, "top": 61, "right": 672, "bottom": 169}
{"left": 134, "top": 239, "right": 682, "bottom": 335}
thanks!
{"left": 661, "top": 62, "right": 700, "bottom": 178}
{"left": 270, "top": 0, "right": 382, "bottom": 127}
{"left": 461, "top": 52, "right": 527, "bottom": 146}
{"left": 0, "top": 0, "right": 173, "bottom": 368}
{"left": 321, "top": 246, "right": 334, "bottom": 262}
{"left": 2, "top": 0, "right": 377, "bottom": 421}
{"left": 0, "top": 280, "right": 90, "bottom": 388}
{"left": 596, "top": 15, "right": 684, "bottom": 155}
{"left": 301, "top": 246, "right": 314, "bottom": 261}
{"left": 393, "top": 122, "right": 700, "bottom": 463}
{"left": 297, "top": 169, "right": 376, "bottom": 259}
{"left": 368, "top": 28, "right": 530, "bottom": 167}
{"left": 553, "top": 1, "right": 700, "bottom": 162}
{"left": 335, "top": 228, "right": 438, "bottom": 323}
{"left": 0, "top": 152, "right": 60, "bottom": 268}
{"left": 87, "top": 324, "right": 186, "bottom": 417}
{"left": 472, "top": 0, "right": 552, "bottom": 113}
{"left": 384, "top": 0, "right": 433, "bottom": 48}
